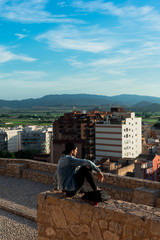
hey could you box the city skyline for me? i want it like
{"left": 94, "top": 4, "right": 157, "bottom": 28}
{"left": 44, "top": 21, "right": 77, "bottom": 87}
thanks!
{"left": 1, "top": 0, "right": 160, "bottom": 100}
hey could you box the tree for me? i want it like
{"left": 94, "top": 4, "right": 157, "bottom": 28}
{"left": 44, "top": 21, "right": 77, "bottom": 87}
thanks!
{"left": 0, "top": 150, "right": 15, "bottom": 158}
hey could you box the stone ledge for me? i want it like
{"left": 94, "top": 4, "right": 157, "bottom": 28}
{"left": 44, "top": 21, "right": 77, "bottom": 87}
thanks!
{"left": 0, "top": 197, "right": 37, "bottom": 222}
{"left": 37, "top": 191, "right": 160, "bottom": 240}
{"left": 133, "top": 187, "right": 160, "bottom": 207}
{"left": 42, "top": 191, "right": 160, "bottom": 221}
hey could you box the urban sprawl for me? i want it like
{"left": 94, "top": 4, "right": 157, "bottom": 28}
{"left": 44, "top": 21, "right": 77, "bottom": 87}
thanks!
{"left": 0, "top": 107, "right": 159, "bottom": 181}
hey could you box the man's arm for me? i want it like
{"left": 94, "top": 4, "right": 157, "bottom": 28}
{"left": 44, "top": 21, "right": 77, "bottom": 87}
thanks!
{"left": 97, "top": 171, "right": 104, "bottom": 182}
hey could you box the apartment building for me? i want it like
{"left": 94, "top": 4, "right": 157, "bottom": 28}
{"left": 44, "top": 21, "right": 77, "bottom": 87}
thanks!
{"left": 21, "top": 130, "right": 50, "bottom": 154}
{"left": 0, "top": 132, "right": 7, "bottom": 151}
{"left": 52, "top": 110, "right": 108, "bottom": 163}
{"left": 0, "top": 125, "right": 52, "bottom": 155}
{"left": 5, "top": 129, "right": 23, "bottom": 152}
{"left": 95, "top": 112, "right": 142, "bottom": 161}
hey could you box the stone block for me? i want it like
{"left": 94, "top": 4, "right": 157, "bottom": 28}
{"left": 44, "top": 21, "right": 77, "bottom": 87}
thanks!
{"left": 51, "top": 206, "right": 67, "bottom": 228}
{"left": 133, "top": 187, "right": 160, "bottom": 206}
{"left": 103, "top": 231, "right": 119, "bottom": 240}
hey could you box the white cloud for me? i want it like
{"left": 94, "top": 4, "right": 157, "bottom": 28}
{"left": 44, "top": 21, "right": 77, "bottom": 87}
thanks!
{"left": 0, "top": 0, "right": 83, "bottom": 23}
{"left": 13, "top": 71, "right": 48, "bottom": 80}
{"left": 57, "top": 1, "right": 68, "bottom": 7}
{"left": 0, "top": 70, "right": 48, "bottom": 81}
{"left": 0, "top": 46, "right": 36, "bottom": 63}
{"left": 15, "top": 33, "right": 28, "bottom": 39}
{"left": 66, "top": 56, "right": 84, "bottom": 68}
{"left": 36, "top": 25, "right": 116, "bottom": 53}
{"left": 89, "top": 56, "right": 135, "bottom": 67}
{"left": 71, "top": 0, "right": 160, "bottom": 33}
{"left": 71, "top": 0, "right": 153, "bottom": 17}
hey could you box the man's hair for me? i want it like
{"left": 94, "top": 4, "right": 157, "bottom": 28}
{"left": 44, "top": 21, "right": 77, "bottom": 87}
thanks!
{"left": 62, "top": 142, "right": 77, "bottom": 154}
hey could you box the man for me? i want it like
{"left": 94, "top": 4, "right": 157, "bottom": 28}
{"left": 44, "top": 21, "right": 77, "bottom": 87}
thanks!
{"left": 57, "top": 142, "right": 104, "bottom": 197}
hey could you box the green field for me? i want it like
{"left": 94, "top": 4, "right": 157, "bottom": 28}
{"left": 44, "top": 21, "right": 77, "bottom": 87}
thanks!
{"left": 136, "top": 112, "right": 160, "bottom": 126}
{"left": 0, "top": 107, "right": 160, "bottom": 128}
{"left": 0, "top": 107, "right": 69, "bottom": 127}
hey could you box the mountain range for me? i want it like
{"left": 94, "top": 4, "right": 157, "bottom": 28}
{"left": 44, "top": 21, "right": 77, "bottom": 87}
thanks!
{"left": 1, "top": 94, "right": 160, "bottom": 111}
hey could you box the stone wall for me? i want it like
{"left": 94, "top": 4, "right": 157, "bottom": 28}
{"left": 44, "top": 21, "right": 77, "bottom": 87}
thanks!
{"left": 1, "top": 157, "right": 160, "bottom": 190}
{"left": 117, "top": 164, "right": 134, "bottom": 176}
{"left": 0, "top": 158, "right": 57, "bottom": 184}
{"left": 37, "top": 191, "right": 160, "bottom": 240}
{"left": 1, "top": 158, "right": 160, "bottom": 206}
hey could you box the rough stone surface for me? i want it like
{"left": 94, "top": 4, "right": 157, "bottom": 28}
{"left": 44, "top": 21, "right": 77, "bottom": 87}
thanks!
{"left": 37, "top": 192, "right": 160, "bottom": 240}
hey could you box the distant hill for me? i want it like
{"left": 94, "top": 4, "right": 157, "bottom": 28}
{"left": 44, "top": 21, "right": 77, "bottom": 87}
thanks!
{"left": 1, "top": 94, "right": 160, "bottom": 109}
{"left": 131, "top": 101, "right": 160, "bottom": 112}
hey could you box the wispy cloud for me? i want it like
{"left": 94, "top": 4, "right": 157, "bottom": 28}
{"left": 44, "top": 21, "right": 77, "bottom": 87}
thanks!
{"left": 71, "top": 0, "right": 153, "bottom": 17}
{"left": 0, "top": 0, "right": 83, "bottom": 23}
{"left": 71, "top": 0, "right": 160, "bottom": 31}
{"left": 36, "top": 25, "right": 116, "bottom": 53}
{"left": 66, "top": 56, "right": 84, "bottom": 68}
{"left": 89, "top": 56, "right": 135, "bottom": 67}
{"left": 13, "top": 71, "right": 48, "bottom": 81}
{"left": 0, "top": 46, "right": 36, "bottom": 63}
{"left": 14, "top": 33, "right": 28, "bottom": 40}
{"left": 0, "top": 69, "right": 159, "bottom": 100}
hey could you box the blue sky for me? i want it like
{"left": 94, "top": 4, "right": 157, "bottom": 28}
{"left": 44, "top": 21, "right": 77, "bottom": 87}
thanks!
{"left": 1, "top": 0, "right": 160, "bottom": 100}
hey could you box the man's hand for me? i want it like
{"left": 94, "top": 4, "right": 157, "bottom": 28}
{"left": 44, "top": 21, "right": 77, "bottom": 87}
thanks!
{"left": 97, "top": 171, "right": 104, "bottom": 182}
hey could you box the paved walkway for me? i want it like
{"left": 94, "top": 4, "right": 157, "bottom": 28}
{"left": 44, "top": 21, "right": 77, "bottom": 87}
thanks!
{"left": 0, "top": 175, "right": 53, "bottom": 210}
{"left": 0, "top": 209, "right": 38, "bottom": 240}
{"left": 0, "top": 175, "right": 53, "bottom": 239}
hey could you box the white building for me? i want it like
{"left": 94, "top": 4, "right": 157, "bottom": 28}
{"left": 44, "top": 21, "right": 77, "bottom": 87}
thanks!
{"left": 21, "top": 129, "right": 51, "bottom": 154}
{"left": 5, "top": 129, "right": 23, "bottom": 152}
{"left": 95, "top": 112, "right": 142, "bottom": 161}
{"left": 0, "top": 125, "right": 53, "bottom": 154}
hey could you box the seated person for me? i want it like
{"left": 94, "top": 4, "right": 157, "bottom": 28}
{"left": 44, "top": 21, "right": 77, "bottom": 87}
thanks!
{"left": 57, "top": 142, "right": 104, "bottom": 197}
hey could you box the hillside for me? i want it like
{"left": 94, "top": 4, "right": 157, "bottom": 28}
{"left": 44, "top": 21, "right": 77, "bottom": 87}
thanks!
{"left": 131, "top": 101, "right": 160, "bottom": 112}
{"left": 0, "top": 94, "right": 160, "bottom": 109}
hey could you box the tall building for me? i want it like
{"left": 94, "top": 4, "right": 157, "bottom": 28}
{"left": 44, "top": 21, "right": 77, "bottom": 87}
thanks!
{"left": 95, "top": 111, "right": 142, "bottom": 161}
{"left": 52, "top": 110, "right": 108, "bottom": 163}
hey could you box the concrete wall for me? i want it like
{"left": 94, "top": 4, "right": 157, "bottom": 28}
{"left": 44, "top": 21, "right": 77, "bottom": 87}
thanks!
{"left": 37, "top": 191, "right": 160, "bottom": 240}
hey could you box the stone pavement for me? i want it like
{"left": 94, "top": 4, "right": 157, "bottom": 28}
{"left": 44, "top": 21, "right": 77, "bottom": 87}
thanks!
{"left": 0, "top": 175, "right": 53, "bottom": 221}
{"left": 0, "top": 209, "right": 38, "bottom": 240}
